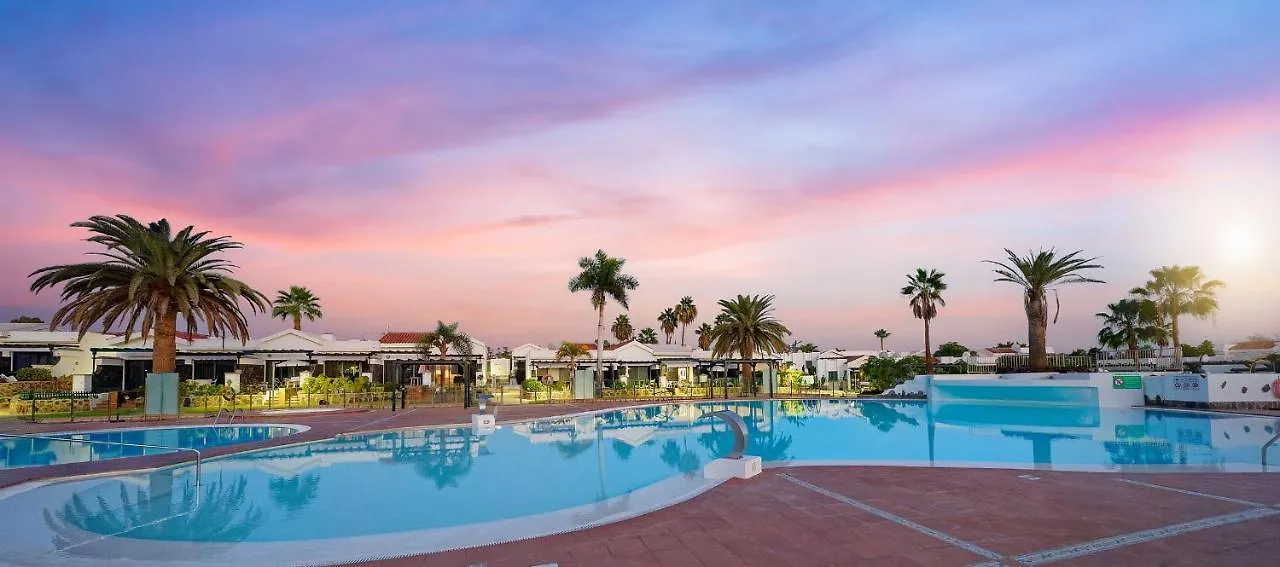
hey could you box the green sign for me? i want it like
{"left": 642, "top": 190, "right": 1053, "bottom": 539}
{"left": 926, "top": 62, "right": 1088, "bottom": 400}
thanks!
{"left": 1111, "top": 374, "right": 1142, "bottom": 390}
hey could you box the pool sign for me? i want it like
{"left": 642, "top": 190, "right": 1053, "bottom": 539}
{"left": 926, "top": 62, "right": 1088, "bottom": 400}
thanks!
{"left": 1115, "top": 424, "right": 1146, "bottom": 439}
{"left": 1112, "top": 374, "right": 1142, "bottom": 390}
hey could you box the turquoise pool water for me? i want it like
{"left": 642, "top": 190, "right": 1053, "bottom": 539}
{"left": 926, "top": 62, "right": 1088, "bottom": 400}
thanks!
{"left": 0, "top": 425, "right": 303, "bottom": 469}
{"left": 0, "top": 400, "right": 1276, "bottom": 566}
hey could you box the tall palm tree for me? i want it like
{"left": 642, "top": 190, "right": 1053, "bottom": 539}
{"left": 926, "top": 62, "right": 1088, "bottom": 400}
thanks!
{"left": 1131, "top": 265, "right": 1224, "bottom": 362}
{"left": 900, "top": 269, "right": 947, "bottom": 374}
{"left": 271, "top": 285, "right": 322, "bottom": 331}
{"left": 568, "top": 250, "right": 639, "bottom": 396}
{"left": 695, "top": 323, "right": 714, "bottom": 350}
{"left": 554, "top": 341, "right": 590, "bottom": 388}
{"left": 1096, "top": 298, "right": 1166, "bottom": 370}
{"left": 638, "top": 327, "right": 659, "bottom": 345}
{"left": 706, "top": 295, "right": 791, "bottom": 396}
{"left": 29, "top": 215, "right": 267, "bottom": 375}
{"left": 675, "top": 296, "right": 697, "bottom": 346}
{"left": 417, "top": 321, "right": 474, "bottom": 385}
{"left": 610, "top": 314, "right": 634, "bottom": 343}
{"left": 658, "top": 307, "right": 678, "bottom": 344}
{"left": 874, "top": 329, "right": 891, "bottom": 351}
{"left": 985, "top": 249, "right": 1104, "bottom": 372}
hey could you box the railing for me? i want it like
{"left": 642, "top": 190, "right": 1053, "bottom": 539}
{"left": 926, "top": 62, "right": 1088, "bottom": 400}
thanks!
{"left": 212, "top": 408, "right": 238, "bottom": 424}
{"left": 0, "top": 432, "right": 202, "bottom": 486}
{"left": 1263, "top": 425, "right": 1280, "bottom": 468}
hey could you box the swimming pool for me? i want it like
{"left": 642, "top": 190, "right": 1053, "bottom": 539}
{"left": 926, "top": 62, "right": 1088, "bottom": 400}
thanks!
{"left": 0, "top": 425, "right": 307, "bottom": 469}
{"left": 0, "top": 400, "right": 1275, "bottom": 566}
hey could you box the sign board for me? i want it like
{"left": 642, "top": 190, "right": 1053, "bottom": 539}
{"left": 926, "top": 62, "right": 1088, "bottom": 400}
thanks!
{"left": 144, "top": 372, "right": 180, "bottom": 416}
{"left": 1171, "top": 375, "right": 1202, "bottom": 391}
{"left": 1112, "top": 373, "right": 1142, "bottom": 390}
{"left": 1115, "top": 424, "right": 1146, "bottom": 439}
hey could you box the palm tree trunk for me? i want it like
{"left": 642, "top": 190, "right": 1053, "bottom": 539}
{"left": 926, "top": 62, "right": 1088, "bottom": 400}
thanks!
{"left": 1128, "top": 337, "right": 1139, "bottom": 372}
{"left": 1027, "top": 294, "right": 1048, "bottom": 372}
{"left": 923, "top": 318, "right": 933, "bottom": 374}
{"left": 153, "top": 309, "right": 179, "bottom": 374}
{"left": 1170, "top": 309, "right": 1182, "bottom": 370}
{"left": 293, "top": 313, "right": 301, "bottom": 331}
{"left": 680, "top": 324, "right": 686, "bottom": 346}
{"left": 879, "top": 337, "right": 885, "bottom": 351}
{"left": 595, "top": 305, "right": 604, "bottom": 397}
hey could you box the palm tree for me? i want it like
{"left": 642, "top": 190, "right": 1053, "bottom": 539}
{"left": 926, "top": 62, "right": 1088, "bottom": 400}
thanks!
{"left": 695, "top": 323, "right": 714, "bottom": 350}
{"left": 1096, "top": 299, "right": 1166, "bottom": 370}
{"left": 675, "top": 296, "right": 697, "bottom": 346}
{"left": 271, "top": 285, "right": 322, "bottom": 331}
{"left": 900, "top": 269, "right": 948, "bottom": 375}
{"left": 1131, "top": 266, "right": 1224, "bottom": 364}
{"left": 417, "top": 321, "right": 473, "bottom": 386}
{"left": 29, "top": 215, "right": 267, "bottom": 375}
{"left": 610, "top": 314, "right": 634, "bottom": 343}
{"left": 554, "top": 341, "right": 590, "bottom": 389}
{"left": 638, "top": 327, "right": 659, "bottom": 345}
{"left": 568, "top": 250, "right": 639, "bottom": 396}
{"left": 658, "top": 307, "right": 678, "bottom": 344}
{"left": 874, "top": 329, "right": 891, "bottom": 351}
{"left": 706, "top": 295, "right": 791, "bottom": 396}
{"left": 985, "top": 248, "right": 1104, "bottom": 372}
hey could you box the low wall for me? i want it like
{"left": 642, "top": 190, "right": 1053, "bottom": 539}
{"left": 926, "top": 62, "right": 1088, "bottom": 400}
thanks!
{"left": 7, "top": 394, "right": 106, "bottom": 414}
{"left": 895, "top": 373, "right": 1146, "bottom": 407}
{"left": 1145, "top": 373, "right": 1280, "bottom": 410}
{"left": 0, "top": 377, "right": 75, "bottom": 404}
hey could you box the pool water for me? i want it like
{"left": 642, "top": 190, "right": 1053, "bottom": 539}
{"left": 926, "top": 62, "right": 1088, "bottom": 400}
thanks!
{"left": 0, "top": 425, "right": 303, "bottom": 469}
{"left": 0, "top": 400, "right": 1276, "bottom": 566}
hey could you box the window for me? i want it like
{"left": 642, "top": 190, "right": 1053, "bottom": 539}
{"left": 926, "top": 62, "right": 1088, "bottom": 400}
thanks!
{"left": 12, "top": 351, "right": 57, "bottom": 372}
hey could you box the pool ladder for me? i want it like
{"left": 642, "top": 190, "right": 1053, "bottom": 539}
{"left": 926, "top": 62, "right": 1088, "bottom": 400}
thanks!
{"left": 0, "top": 432, "right": 202, "bottom": 486}
{"left": 213, "top": 408, "right": 239, "bottom": 424}
{"left": 1263, "top": 423, "right": 1280, "bottom": 468}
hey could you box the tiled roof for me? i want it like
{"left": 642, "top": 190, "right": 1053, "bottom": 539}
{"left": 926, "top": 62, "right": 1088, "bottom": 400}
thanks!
{"left": 380, "top": 332, "right": 427, "bottom": 344}
{"left": 176, "top": 331, "right": 210, "bottom": 341}
{"left": 987, "top": 347, "right": 1017, "bottom": 354}
{"left": 1230, "top": 339, "right": 1276, "bottom": 351}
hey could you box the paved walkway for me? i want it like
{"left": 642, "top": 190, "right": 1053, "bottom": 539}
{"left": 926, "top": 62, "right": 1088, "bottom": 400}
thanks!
{"left": 360, "top": 467, "right": 1280, "bottom": 567}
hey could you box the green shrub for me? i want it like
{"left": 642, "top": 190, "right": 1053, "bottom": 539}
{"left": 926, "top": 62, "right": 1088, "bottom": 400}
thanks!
{"left": 15, "top": 367, "right": 53, "bottom": 382}
{"left": 522, "top": 379, "right": 545, "bottom": 393}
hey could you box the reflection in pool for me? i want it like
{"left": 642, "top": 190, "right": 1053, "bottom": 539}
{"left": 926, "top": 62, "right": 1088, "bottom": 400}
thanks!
{"left": 0, "top": 400, "right": 1276, "bottom": 566}
{"left": 0, "top": 425, "right": 304, "bottom": 469}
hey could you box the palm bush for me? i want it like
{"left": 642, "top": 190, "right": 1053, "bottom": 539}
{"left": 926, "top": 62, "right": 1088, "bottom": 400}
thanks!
{"left": 30, "top": 215, "right": 267, "bottom": 374}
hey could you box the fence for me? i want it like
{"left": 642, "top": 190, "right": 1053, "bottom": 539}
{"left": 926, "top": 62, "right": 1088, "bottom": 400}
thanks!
{"left": 1094, "top": 348, "right": 1185, "bottom": 372}
{"left": 13, "top": 391, "right": 106, "bottom": 422}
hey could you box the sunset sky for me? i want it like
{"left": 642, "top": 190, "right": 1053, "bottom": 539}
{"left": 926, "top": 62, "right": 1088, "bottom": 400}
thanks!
{"left": 1, "top": 1, "right": 1278, "bottom": 351}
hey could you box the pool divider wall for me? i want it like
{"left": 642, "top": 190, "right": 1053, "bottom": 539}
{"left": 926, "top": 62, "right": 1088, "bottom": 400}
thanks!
{"left": 923, "top": 373, "right": 1145, "bottom": 408}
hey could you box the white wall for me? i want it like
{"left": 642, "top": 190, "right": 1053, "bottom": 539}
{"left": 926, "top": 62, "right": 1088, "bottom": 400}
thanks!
{"left": 910, "top": 373, "right": 1146, "bottom": 408}
{"left": 1148, "top": 373, "right": 1278, "bottom": 404}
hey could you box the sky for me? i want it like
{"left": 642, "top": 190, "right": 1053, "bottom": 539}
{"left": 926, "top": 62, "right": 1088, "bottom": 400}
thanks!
{"left": 1, "top": 1, "right": 1279, "bottom": 352}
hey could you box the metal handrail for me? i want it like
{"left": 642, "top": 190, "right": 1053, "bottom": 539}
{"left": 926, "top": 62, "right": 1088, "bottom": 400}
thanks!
{"left": 1263, "top": 426, "right": 1280, "bottom": 468}
{"left": 0, "top": 432, "right": 202, "bottom": 486}
{"left": 213, "top": 408, "right": 238, "bottom": 424}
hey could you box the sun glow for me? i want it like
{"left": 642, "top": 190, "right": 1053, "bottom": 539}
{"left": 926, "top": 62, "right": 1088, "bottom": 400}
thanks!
{"left": 1219, "top": 224, "right": 1260, "bottom": 263}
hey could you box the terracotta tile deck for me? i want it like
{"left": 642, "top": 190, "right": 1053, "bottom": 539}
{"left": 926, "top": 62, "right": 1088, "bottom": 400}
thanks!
{"left": 4, "top": 403, "right": 1280, "bottom": 566}
{"left": 342, "top": 466, "right": 1280, "bottom": 567}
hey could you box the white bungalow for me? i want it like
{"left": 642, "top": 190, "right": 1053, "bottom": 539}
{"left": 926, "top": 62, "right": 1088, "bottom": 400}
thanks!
{"left": 1224, "top": 338, "right": 1278, "bottom": 361}
{"left": 0, "top": 323, "right": 115, "bottom": 379}
{"left": 377, "top": 332, "right": 489, "bottom": 387}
